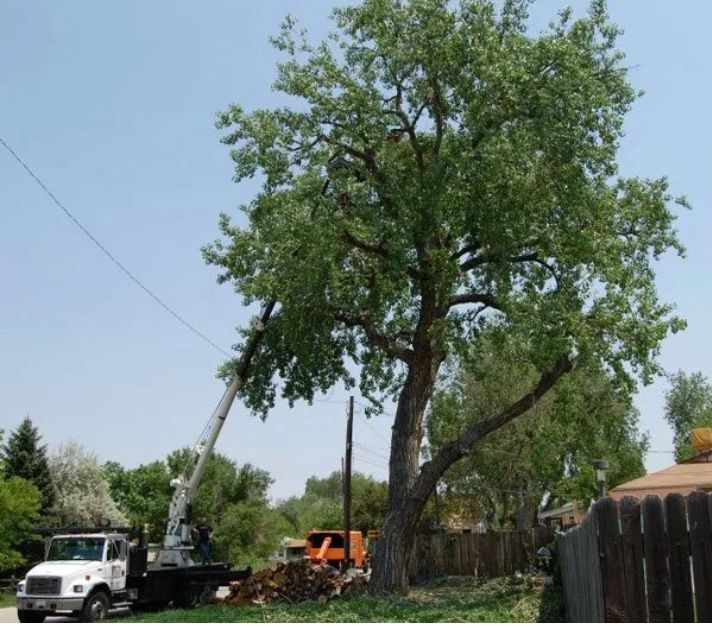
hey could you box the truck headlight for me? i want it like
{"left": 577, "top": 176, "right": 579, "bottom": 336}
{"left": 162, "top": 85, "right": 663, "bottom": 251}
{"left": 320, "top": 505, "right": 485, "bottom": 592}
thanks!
{"left": 17, "top": 583, "right": 24, "bottom": 593}
{"left": 73, "top": 584, "right": 83, "bottom": 593}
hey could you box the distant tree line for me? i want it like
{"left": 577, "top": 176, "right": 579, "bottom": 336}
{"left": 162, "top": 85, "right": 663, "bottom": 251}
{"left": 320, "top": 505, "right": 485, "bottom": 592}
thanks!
{"left": 0, "top": 415, "right": 389, "bottom": 572}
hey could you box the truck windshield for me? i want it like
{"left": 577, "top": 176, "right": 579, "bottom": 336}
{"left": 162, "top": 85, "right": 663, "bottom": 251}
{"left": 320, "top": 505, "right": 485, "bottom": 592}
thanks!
{"left": 47, "top": 538, "right": 105, "bottom": 561}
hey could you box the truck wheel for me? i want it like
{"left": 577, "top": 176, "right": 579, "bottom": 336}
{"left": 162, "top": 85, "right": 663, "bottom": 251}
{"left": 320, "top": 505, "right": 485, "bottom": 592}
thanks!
{"left": 80, "top": 591, "right": 110, "bottom": 622}
{"left": 179, "top": 584, "right": 214, "bottom": 608}
{"left": 17, "top": 610, "right": 47, "bottom": 623}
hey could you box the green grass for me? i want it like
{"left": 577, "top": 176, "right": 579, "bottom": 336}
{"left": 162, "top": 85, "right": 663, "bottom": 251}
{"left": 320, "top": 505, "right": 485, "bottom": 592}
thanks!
{"left": 117, "top": 575, "right": 563, "bottom": 623}
{"left": 0, "top": 591, "right": 16, "bottom": 608}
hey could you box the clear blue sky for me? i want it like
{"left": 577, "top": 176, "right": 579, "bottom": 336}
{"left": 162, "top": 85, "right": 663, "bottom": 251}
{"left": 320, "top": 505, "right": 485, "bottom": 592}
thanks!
{"left": 1, "top": 0, "right": 709, "bottom": 500}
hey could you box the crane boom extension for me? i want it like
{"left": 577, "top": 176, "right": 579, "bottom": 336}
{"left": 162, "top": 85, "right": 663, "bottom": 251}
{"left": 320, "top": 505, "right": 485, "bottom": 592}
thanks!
{"left": 160, "top": 300, "right": 276, "bottom": 566}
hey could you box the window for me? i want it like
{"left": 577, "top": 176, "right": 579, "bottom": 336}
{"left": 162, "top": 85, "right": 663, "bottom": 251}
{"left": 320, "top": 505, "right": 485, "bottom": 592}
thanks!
{"left": 47, "top": 538, "right": 105, "bottom": 562}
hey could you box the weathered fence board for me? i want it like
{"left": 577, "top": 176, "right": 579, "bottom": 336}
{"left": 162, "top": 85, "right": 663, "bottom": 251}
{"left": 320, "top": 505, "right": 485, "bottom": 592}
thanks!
{"left": 559, "top": 509, "right": 605, "bottom": 622}
{"left": 619, "top": 496, "right": 646, "bottom": 622}
{"left": 597, "top": 497, "right": 628, "bottom": 621}
{"left": 664, "top": 493, "right": 694, "bottom": 622}
{"left": 410, "top": 527, "right": 549, "bottom": 578}
{"left": 560, "top": 492, "right": 712, "bottom": 622}
{"left": 689, "top": 491, "right": 712, "bottom": 622}
{"left": 642, "top": 495, "right": 671, "bottom": 622}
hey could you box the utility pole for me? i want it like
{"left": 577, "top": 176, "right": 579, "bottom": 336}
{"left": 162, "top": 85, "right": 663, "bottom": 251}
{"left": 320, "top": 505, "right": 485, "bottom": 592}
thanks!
{"left": 343, "top": 396, "right": 354, "bottom": 573}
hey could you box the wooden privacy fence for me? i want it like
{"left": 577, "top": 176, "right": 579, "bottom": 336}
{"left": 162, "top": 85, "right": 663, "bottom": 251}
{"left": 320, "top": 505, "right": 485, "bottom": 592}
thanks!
{"left": 411, "top": 527, "right": 551, "bottom": 578}
{"left": 559, "top": 492, "right": 712, "bottom": 622}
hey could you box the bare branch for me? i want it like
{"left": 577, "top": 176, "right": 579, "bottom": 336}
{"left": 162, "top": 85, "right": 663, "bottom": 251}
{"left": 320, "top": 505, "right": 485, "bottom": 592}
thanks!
{"left": 447, "top": 292, "right": 501, "bottom": 310}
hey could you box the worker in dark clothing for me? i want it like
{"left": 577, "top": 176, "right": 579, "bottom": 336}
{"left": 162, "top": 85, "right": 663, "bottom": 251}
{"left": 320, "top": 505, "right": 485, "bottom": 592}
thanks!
{"left": 194, "top": 523, "right": 213, "bottom": 565}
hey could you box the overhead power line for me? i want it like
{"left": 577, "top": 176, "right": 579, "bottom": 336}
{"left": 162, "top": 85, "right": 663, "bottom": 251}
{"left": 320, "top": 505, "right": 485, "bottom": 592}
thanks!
{"left": 0, "top": 136, "right": 230, "bottom": 357}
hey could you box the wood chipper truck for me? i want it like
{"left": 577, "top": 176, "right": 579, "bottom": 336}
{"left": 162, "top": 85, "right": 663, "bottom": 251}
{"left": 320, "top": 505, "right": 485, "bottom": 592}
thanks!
{"left": 305, "top": 530, "right": 366, "bottom": 570}
{"left": 15, "top": 302, "right": 276, "bottom": 623}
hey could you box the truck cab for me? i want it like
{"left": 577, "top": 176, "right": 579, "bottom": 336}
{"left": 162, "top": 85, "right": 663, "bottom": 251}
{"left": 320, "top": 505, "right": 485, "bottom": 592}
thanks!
{"left": 16, "top": 533, "right": 128, "bottom": 622}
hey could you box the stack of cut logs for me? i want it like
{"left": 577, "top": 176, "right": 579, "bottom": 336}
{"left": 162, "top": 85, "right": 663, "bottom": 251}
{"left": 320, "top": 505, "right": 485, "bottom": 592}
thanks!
{"left": 225, "top": 561, "right": 369, "bottom": 605}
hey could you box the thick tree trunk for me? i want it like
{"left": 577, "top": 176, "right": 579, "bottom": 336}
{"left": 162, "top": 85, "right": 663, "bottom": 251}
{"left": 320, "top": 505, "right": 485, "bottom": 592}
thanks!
{"left": 370, "top": 356, "right": 439, "bottom": 595}
{"left": 369, "top": 352, "right": 575, "bottom": 595}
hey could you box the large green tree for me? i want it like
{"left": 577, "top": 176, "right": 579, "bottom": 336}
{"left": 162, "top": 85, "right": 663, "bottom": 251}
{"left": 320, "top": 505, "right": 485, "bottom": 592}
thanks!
{"left": 0, "top": 477, "right": 41, "bottom": 571}
{"left": 664, "top": 371, "right": 712, "bottom": 461}
{"left": 205, "top": 0, "right": 685, "bottom": 593}
{"left": 1, "top": 416, "right": 54, "bottom": 514}
{"left": 48, "top": 442, "right": 126, "bottom": 527}
{"left": 103, "top": 450, "right": 273, "bottom": 543}
{"left": 277, "top": 471, "right": 388, "bottom": 535}
{"left": 428, "top": 332, "right": 647, "bottom": 530}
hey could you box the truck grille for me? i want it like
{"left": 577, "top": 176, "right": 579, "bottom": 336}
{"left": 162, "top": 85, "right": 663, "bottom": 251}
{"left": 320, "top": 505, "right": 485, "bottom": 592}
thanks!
{"left": 26, "top": 577, "right": 62, "bottom": 596}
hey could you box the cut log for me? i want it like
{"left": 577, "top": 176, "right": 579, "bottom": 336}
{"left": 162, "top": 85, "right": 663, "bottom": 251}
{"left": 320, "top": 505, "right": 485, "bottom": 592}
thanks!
{"left": 225, "top": 561, "right": 369, "bottom": 605}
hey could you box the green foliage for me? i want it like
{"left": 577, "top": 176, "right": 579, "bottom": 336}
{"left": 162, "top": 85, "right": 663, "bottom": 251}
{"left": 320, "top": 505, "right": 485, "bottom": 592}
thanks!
{"left": 1, "top": 416, "right": 54, "bottom": 513}
{"left": 664, "top": 370, "right": 712, "bottom": 461}
{"left": 0, "top": 476, "right": 41, "bottom": 570}
{"left": 428, "top": 330, "right": 648, "bottom": 528}
{"left": 104, "top": 460, "right": 172, "bottom": 541}
{"left": 213, "top": 500, "right": 292, "bottom": 571}
{"left": 276, "top": 471, "right": 387, "bottom": 535}
{"left": 48, "top": 442, "right": 126, "bottom": 527}
{"left": 117, "top": 575, "right": 558, "bottom": 623}
{"left": 204, "top": 0, "right": 685, "bottom": 419}
{"left": 0, "top": 591, "right": 16, "bottom": 608}
{"left": 103, "top": 450, "right": 274, "bottom": 544}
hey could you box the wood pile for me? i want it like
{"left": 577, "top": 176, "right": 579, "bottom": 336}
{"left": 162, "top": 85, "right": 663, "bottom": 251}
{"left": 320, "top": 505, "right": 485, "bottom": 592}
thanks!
{"left": 225, "top": 561, "right": 369, "bottom": 605}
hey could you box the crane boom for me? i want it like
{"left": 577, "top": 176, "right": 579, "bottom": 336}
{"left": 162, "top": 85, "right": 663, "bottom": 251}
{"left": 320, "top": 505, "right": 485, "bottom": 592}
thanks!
{"left": 159, "top": 300, "right": 276, "bottom": 566}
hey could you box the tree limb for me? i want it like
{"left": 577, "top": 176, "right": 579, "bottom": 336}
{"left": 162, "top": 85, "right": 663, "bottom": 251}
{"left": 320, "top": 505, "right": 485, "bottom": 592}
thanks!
{"left": 447, "top": 292, "right": 501, "bottom": 310}
{"left": 416, "top": 353, "right": 576, "bottom": 494}
{"left": 343, "top": 230, "right": 390, "bottom": 259}
{"left": 333, "top": 312, "right": 414, "bottom": 363}
{"left": 460, "top": 250, "right": 558, "bottom": 284}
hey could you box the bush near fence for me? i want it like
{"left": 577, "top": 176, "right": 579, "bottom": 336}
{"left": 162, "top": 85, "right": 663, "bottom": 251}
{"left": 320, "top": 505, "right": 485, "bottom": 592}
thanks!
{"left": 559, "top": 492, "right": 712, "bottom": 622}
{"left": 409, "top": 528, "right": 551, "bottom": 578}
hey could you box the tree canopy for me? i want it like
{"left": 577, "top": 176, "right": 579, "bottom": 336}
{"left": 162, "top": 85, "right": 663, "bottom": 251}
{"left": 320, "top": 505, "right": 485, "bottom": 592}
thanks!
{"left": 664, "top": 370, "right": 712, "bottom": 461}
{"left": 0, "top": 476, "right": 41, "bottom": 571}
{"left": 428, "top": 331, "right": 647, "bottom": 529}
{"left": 104, "top": 449, "right": 274, "bottom": 544}
{"left": 204, "top": 0, "right": 686, "bottom": 593}
{"left": 277, "top": 470, "right": 388, "bottom": 535}
{"left": 48, "top": 442, "right": 126, "bottom": 527}
{"left": 1, "top": 416, "right": 54, "bottom": 514}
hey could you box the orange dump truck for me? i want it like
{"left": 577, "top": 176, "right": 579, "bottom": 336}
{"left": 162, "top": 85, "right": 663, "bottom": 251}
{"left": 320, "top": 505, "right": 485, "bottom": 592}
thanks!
{"left": 305, "top": 530, "right": 366, "bottom": 569}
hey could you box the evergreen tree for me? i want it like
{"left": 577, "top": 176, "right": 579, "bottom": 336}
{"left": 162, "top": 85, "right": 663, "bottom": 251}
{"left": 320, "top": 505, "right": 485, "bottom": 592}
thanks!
{"left": 1, "top": 416, "right": 54, "bottom": 513}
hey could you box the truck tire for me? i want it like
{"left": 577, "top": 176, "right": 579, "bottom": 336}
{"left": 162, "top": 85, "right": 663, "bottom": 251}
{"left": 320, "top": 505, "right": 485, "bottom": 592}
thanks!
{"left": 80, "top": 590, "right": 110, "bottom": 622}
{"left": 178, "top": 584, "right": 215, "bottom": 608}
{"left": 17, "top": 610, "right": 47, "bottom": 623}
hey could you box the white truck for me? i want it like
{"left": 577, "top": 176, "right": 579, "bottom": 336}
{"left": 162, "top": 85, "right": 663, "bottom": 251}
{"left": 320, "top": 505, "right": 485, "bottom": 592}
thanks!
{"left": 15, "top": 302, "right": 276, "bottom": 622}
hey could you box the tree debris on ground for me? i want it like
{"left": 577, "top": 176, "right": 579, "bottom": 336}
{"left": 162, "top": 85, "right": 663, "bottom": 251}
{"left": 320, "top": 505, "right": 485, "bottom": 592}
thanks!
{"left": 225, "top": 562, "right": 369, "bottom": 605}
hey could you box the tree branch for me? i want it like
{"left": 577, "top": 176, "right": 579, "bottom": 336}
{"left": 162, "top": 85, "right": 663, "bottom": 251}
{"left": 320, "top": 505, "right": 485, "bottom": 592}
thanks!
{"left": 459, "top": 249, "right": 558, "bottom": 283}
{"left": 343, "top": 230, "right": 389, "bottom": 259}
{"left": 447, "top": 292, "right": 501, "bottom": 310}
{"left": 333, "top": 312, "right": 414, "bottom": 363}
{"left": 342, "top": 230, "right": 421, "bottom": 280}
{"left": 416, "top": 353, "right": 576, "bottom": 494}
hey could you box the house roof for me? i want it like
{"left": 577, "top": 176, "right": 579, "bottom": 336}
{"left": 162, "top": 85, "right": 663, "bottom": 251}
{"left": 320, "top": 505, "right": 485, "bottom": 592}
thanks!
{"left": 538, "top": 501, "right": 576, "bottom": 520}
{"left": 610, "top": 461, "right": 712, "bottom": 496}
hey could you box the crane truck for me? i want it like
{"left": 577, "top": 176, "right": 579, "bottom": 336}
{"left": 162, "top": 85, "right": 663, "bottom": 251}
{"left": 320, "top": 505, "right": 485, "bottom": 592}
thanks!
{"left": 15, "top": 302, "right": 276, "bottom": 623}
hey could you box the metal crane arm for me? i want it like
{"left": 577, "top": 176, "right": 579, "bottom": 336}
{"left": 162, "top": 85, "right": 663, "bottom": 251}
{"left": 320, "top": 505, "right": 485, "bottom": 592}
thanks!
{"left": 161, "top": 300, "right": 276, "bottom": 561}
